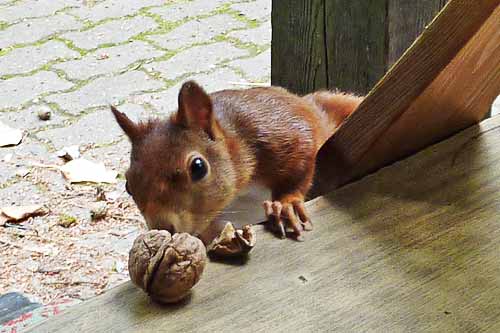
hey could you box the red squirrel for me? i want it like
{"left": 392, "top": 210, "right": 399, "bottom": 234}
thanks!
{"left": 111, "top": 81, "right": 362, "bottom": 242}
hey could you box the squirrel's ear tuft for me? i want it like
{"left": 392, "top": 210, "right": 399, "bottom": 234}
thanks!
{"left": 176, "top": 81, "right": 221, "bottom": 140}
{"left": 110, "top": 105, "right": 141, "bottom": 141}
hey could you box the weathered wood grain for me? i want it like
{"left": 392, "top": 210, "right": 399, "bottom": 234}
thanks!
{"left": 387, "top": 0, "right": 448, "bottom": 68}
{"left": 313, "top": 0, "right": 499, "bottom": 195}
{"left": 354, "top": 4, "right": 500, "bottom": 181}
{"left": 271, "top": 0, "right": 327, "bottom": 95}
{"left": 324, "top": 0, "right": 387, "bottom": 94}
{"left": 272, "top": 1, "right": 449, "bottom": 95}
{"left": 28, "top": 115, "right": 500, "bottom": 332}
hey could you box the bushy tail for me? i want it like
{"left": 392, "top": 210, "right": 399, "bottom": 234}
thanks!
{"left": 303, "top": 90, "right": 363, "bottom": 131}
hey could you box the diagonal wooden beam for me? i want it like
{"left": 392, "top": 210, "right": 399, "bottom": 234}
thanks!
{"left": 313, "top": 0, "right": 500, "bottom": 196}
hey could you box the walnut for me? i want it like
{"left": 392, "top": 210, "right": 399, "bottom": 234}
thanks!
{"left": 207, "top": 222, "right": 256, "bottom": 257}
{"left": 128, "top": 230, "right": 207, "bottom": 303}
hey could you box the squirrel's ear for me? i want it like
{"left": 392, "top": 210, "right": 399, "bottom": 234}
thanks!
{"left": 177, "top": 81, "right": 221, "bottom": 140}
{"left": 110, "top": 105, "right": 141, "bottom": 141}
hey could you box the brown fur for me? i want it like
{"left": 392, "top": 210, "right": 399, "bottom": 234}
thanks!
{"left": 111, "top": 82, "right": 362, "bottom": 240}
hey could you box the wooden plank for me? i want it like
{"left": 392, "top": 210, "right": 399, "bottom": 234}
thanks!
{"left": 28, "top": 115, "right": 500, "bottom": 332}
{"left": 313, "top": 0, "right": 499, "bottom": 196}
{"left": 324, "top": 0, "right": 387, "bottom": 94}
{"left": 387, "top": 0, "right": 448, "bottom": 68}
{"left": 353, "top": 5, "right": 500, "bottom": 180}
{"left": 272, "top": 1, "right": 448, "bottom": 96}
{"left": 271, "top": 0, "right": 327, "bottom": 95}
{"left": 272, "top": 0, "right": 387, "bottom": 95}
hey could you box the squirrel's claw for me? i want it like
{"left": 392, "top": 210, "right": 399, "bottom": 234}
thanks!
{"left": 263, "top": 199, "right": 312, "bottom": 241}
{"left": 263, "top": 200, "right": 286, "bottom": 238}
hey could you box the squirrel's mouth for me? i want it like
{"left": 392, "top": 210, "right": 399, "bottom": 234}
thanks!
{"left": 161, "top": 223, "right": 176, "bottom": 234}
{"left": 158, "top": 223, "right": 176, "bottom": 235}
{"left": 145, "top": 210, "right": 201, "bottom": 235}
{"left": 144, "top": 215, "right": 176, "bottom": 234}
{"left": 159, "top": 219, "right": 178, "bottom": 234}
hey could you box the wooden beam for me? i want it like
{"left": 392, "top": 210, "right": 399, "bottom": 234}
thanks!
{"left": 272, "top": 0, "right": 448, "bottom": 95}
{"left": 387, "top": 0, "right": 448, "bottom": 68}
{"left": 312, "top": 0, "right": 500, "bottom": 196}
{"left": 324, "top": 0, "right": 387, "bottom": 94}
{"left": 27, "top": 115, "right": 500, "bottom": 332}
{"left": 354, "top": 5, "right": 500, "bottom": 180}
{"left": 271, "top": 0, "right": 327, "bottom": 94}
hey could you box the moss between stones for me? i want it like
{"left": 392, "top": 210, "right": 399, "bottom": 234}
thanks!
{"left": 58, "top": 214, "right": 77, "bottom": 227}
{"left": 0, "top": 0, "right": 270, "bottom": 125}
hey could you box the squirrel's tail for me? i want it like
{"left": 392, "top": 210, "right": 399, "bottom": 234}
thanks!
{"left": 303, "top": 90, "right": 363, "bottom": 132}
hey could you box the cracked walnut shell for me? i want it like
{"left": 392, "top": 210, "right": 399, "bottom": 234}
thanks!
{"left": 128, "top": 230, "right": 207, "bottom": 303}
{"left": 207, "top": 223, "right": 256, "bottom": 257}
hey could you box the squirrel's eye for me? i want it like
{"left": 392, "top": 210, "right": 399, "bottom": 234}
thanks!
{"left": 125, "top": 181, "right": 132, "bottom": 195}
{"left": 190, "top": 157, "right": 208, "bottom": 181}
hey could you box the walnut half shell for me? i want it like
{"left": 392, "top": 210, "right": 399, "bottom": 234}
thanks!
{"left": 128, "top": 230, "right": 207, "bottom": 303}
{"left": 207, "top": 223, "right": 256, "bottom": 257}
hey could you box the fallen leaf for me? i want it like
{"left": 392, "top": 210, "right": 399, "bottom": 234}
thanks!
{"left": 59, "top": 158, "right": 117, "bottom": 184}
{"left": 0, "top": 205, "right": 46, "bottom": 225}
{"left": 0, "top": 122, "right": 23, "bottom": 147}
{"left": 56, "top": 145, "right": 80, "bottom": 161}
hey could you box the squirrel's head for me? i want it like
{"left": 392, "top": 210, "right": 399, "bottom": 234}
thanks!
{"left": 111, "top": 81, "right": 238, "bottom": 236}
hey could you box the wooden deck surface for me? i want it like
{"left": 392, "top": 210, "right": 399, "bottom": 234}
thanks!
{"left": 29, "top": 116, "right": 500, "bottom": 332}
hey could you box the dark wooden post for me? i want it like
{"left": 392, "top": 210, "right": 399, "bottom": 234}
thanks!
{"left": 272, "top": 0, "right": 448, "bottom": 95}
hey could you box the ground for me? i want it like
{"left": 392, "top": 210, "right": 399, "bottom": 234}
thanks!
{"left": 0, "top": 0, "right": 271, "bottom": 308}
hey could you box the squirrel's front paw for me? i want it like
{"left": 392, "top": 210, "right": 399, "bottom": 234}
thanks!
{"left": 263, "top": 199, "right": 312, "bottom": 241}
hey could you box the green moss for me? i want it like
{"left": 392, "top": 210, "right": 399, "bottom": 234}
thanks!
{"left": 51, "top": 37, "right": 88, "bottom": 56}
{"left": 0, "top": 21, "right": 9, "bottom": 31}
{"left": 0, "top": 177, "right": 18, "bottom": 190}
{"left": 58, "top": 214, "right": 77, "bottom": 227}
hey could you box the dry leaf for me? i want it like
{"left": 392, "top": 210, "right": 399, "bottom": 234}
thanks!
{"left": 0, "top": 205, "right": 46, "bottom": 225}
{"left": 0, "top": 122, "right": 23, "bottom": 147}
{"left": 59, "top": 158, "right": 117, "bottom": 184}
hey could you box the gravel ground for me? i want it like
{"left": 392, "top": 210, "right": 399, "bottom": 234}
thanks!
{"left": 0, "top": 0, "right": 271, "bottom": 305}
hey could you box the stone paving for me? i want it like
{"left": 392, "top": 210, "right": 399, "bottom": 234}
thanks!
{"left": 0, "top": 0, "right": 271, "bottom": 307}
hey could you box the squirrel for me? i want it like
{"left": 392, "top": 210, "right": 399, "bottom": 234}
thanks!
{"left": 111, "top": 81, "right": 362, "bottom": 243}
